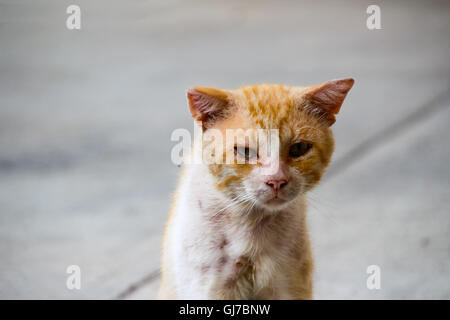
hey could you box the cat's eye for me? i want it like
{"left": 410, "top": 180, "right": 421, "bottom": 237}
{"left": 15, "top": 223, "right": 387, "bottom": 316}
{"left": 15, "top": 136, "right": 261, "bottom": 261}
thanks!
{"left": 289, "top": 142, "right": 313, "bottom": 158}
{"left": 234, "top": 146, "right": 258, "bottom": 160}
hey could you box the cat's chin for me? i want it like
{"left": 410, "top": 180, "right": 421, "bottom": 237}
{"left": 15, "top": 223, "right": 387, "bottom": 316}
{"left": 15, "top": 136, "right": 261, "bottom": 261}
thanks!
{"left": 265, "top": 197, "right": 287, "bottom": 205}
{"left": 259, "top": 197, "right": 292, "bottom": 212}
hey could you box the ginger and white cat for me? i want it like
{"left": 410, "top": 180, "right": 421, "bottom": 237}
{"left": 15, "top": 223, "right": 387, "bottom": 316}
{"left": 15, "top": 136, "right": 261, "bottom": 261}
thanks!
{"left": 158, "top": 78, "right": 354, "bottom": 299}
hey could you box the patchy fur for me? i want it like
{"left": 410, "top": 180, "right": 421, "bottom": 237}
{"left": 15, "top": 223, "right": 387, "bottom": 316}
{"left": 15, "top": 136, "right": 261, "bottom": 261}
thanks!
{"left": 159, "top": 79, "right": 354, "bottom": 299}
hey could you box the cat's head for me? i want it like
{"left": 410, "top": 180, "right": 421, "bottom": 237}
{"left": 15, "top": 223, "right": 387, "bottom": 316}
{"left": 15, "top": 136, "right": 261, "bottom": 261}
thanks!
{"left": 187, "top": 79, "right": 354, "bottom": 212}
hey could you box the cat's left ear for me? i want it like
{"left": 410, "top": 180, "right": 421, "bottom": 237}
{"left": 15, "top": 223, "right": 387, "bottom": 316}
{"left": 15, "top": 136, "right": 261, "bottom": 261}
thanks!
{"left": 187, "top": 87, "right": 231, "bottom": 129}
{"left": 300, "top": 78, "right": 354, "bottom": 126}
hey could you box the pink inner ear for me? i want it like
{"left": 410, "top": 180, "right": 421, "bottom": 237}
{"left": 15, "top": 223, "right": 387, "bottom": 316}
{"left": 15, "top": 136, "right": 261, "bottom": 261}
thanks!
{"left": 187, "top": 89, "right": 211, "bottom": 121}
{"left": 308, "top": 78, "right": 354, "bottom": 114}
{"left": 304, "top": 78, "right": 354, "bottom": 125}
{"left": 187, "top": 88, "right": 229, "bottom": 123}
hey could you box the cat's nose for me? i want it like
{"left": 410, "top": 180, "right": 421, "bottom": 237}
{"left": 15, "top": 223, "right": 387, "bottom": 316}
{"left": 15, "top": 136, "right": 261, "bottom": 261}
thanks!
{"left": 265, "top": 179, "right": 288, "bottom": 192}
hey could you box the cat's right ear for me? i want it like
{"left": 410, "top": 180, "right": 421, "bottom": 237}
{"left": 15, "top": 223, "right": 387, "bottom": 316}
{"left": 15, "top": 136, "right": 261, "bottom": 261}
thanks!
{"left": 187, "top": 87, "right": 230, "bottom": 128}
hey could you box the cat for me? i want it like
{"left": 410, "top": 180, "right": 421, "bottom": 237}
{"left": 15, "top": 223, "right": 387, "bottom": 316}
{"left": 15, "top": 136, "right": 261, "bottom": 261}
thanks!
{"left": 158, "top": 78, "right": 354, "bottom": 299}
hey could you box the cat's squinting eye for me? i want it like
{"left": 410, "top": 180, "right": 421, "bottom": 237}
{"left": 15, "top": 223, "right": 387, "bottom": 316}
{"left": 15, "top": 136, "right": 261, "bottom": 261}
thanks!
{"left": 234, "top": 146, "right": 258, "bottom": 160}
{"left": 289, "top": 142, "right": 313, "bottom": 158}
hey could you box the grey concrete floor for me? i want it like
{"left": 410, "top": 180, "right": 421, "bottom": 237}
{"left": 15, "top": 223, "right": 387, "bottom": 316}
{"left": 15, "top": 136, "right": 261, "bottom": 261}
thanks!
{"left": 0, "top": 0, "right": 449, "bottom": 299}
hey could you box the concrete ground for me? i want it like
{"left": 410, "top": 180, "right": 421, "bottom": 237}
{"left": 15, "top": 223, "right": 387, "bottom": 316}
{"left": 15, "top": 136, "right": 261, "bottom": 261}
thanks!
{"left": 0, "top": 0, "right": 449, "bottom": 299}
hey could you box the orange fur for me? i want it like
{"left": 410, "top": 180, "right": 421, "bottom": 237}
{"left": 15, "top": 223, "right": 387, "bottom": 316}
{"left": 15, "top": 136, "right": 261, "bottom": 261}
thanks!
{"left": 159, "top": 79, "right": 353, "bottom": 299}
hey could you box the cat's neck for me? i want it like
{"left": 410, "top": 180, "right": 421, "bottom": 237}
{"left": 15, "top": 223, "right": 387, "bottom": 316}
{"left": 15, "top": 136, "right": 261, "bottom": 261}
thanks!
{"left": 177, "top": 163, "right": 308, "bottom": 260}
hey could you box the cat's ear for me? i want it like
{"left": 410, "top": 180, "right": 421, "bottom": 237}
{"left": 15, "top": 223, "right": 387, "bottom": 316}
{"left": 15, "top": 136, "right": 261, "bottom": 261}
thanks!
{"left": 187, "top": 87, "right": 231, "bottom": 128}
{"left": 301, "top": 78, "right": 354, "bottom": 126}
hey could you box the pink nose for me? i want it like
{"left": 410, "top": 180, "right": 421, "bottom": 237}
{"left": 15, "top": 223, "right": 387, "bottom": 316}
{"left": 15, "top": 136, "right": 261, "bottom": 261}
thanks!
{"left": 265, "top": 179, "right": 288, "bottom": 192}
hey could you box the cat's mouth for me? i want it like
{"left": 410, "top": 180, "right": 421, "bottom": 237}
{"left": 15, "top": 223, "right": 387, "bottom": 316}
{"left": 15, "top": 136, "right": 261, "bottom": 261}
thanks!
{"left": 264, "top": 195, "right": 288, "bottom": 206}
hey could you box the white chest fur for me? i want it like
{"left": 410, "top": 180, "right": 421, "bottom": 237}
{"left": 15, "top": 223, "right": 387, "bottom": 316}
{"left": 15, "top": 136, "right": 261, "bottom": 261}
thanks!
{"left": 166, "top": 164, "right": 306, "bottom": 299}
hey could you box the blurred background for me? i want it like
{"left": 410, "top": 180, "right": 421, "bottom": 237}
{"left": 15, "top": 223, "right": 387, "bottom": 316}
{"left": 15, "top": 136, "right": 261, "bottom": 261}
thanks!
{"left": 0, "top": 0, "right": 449, "bottom": 299}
